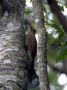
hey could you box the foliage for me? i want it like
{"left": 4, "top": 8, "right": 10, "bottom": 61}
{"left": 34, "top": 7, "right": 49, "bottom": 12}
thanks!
{"left": 56, "top": 44, "right": 67, "bottom": 60}
{"left": 48, "top": 69, "right": 57, "bottom": 85}
{"left": 24, "top": 8, "right": 32, "bottom": 15}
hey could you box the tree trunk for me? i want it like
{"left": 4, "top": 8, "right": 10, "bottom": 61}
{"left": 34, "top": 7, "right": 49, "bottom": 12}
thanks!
{"left": 32, "top": 0, "right": 50, "bottom": 90}
{"left": 0, "top": 0, "right": 33, "bottom": 90}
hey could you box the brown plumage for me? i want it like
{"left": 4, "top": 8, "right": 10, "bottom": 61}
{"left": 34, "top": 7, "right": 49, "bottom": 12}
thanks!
{"left": 25, "top": 29, "right": 37, "bottom": 79}
{"left": 26, "top": 29, "right": 37, "bottom": 61}
{"left": 25, "top": 22, "right": 39, "bottom": 87}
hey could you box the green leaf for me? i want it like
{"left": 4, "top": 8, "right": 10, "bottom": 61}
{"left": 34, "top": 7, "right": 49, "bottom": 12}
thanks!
{"left": 45, "top": 20, "right": 64, "bottom": 39}
{"left": 56, "top": 45, "right": 67, "bottom": 60}
{"left": 24, "top": 9, "right": 32, "bottom": 15}
{"left": 59, "top": 5, "right": 64, "bottom": 11}
{"left": 30, "top": 0, "right": 32, "bottom": 2}
{"left": 51, "top": 23, "right": 64, "bottom": 39}
{"left": 48, "top": 69, "right": 57, "bottom": 85}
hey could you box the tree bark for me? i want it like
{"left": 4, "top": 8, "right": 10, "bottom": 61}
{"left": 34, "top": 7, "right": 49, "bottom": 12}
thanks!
{"left": 32, "top": 0, "right": 50, "bottom": 90}
{"left": 0, "top": 0, "right": 36, "bottom": 90}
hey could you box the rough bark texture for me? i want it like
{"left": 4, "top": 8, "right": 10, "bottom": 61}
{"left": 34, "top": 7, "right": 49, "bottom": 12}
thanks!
{"left": 32, "top": 0, "right": 50, "bottom": 90}
{"left": 0, "top": 0, "right": 33, "bottom": 90}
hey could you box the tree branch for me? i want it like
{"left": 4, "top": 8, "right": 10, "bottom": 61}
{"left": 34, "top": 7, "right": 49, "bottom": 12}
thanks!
{"left": 32, "top": 0, "right": 50, "bottom": 90}
{"left": 48, "top": 61, "right": 67, "bottom": 75}
{"left": 47, "top": 0, "right": 67, "bottom": 33}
